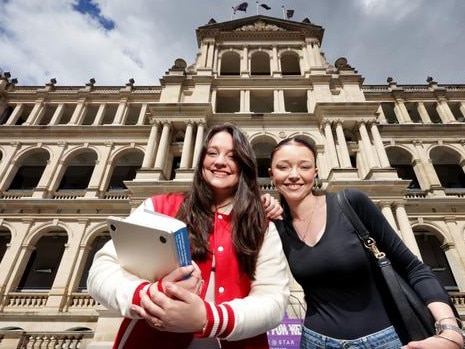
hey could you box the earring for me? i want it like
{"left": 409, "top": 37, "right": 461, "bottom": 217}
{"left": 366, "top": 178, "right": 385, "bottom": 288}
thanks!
{"left": 313, "top": 177, "right": 321, "bottom": 190}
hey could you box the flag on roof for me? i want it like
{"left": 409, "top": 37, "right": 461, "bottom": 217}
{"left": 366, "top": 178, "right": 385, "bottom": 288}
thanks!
{"left": 233, "top": 2, "right": 248, "bottom": 14}
{"left": 286, "top": 9, "right": 294, "bottom": 19}
{"left": 259, "top": 3, "right": 271, "bottom": 10}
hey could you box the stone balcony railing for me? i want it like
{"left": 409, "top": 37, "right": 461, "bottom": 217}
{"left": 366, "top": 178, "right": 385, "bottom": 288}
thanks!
{"left": 0, "top": 330, "right": 94, "bottom": 349}
{"left": 2, "top": 290, "right": 464, "bottom": 316}
{"left": 3, "top": 292, "right": 48, "bottom": 309}
{"left": 2, "top": 292, "right": 98, "bottom": 313}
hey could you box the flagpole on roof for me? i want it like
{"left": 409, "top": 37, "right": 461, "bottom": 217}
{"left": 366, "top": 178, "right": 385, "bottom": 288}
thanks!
{"left": 256, "top": 1, "right": 259, "bottom": 15}
{"left": 281, "top": 5, "right": 285, "bottom": 19}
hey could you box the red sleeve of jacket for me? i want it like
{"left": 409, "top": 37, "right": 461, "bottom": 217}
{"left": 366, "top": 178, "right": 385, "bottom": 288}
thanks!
{"left": 132, "top": 281, "right": 150, "bottom": 306}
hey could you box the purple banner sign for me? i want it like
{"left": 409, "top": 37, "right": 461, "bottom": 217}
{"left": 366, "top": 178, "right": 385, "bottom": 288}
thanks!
{"left": 267, "top": 315, "right": 302, "bottom": 349}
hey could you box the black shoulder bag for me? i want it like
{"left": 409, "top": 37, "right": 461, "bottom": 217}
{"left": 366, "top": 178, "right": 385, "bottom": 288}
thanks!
{"left": 336, "top": 190, "right": 435, "bottom": 343}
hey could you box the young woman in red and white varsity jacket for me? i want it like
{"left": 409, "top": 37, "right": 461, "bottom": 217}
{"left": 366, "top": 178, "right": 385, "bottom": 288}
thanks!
{"left": 87, "top": 123, "right": 290, "bottom": 349}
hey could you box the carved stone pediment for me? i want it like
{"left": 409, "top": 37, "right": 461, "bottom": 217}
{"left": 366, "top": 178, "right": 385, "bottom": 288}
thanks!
{"left": 235, "top": 20, "right": 285, "bottom": 32}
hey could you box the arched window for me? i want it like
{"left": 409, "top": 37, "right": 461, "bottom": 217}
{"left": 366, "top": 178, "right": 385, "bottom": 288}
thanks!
{"left": 17, "top": 231, "right": 68, "bottom": 290}
{"left": 386, "top": 147, "right": 420, "bottom": 189}
{"left": 251, "top": 51, "right": 270, "bottom": 76}
{"left": 58, "top": 151, "right": 97, "bottom": 190}
{"left": 280, "top": 52, "right": 300, "bottom": 75}
{"left": 430, "top": 147, "right": 465, "bottom": 189}
{"left": 414, "top": 229, "right": 458, "bottom": 291}
{"left": 252, "top": 139, "right": 276, "bottom": 178}
{"left": 107, "top": 150, "right": 143, "bottom": 191}
{"left": 220, "top": 51, "right": 240, "bottom": 76}
{"left": 9, "top": 150, "right": 50, "bottom": 190}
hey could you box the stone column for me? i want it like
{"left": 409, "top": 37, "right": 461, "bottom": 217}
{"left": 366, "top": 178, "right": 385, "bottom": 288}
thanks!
{"left": 47, "top": 220, "right": 89, "bottom": 310}
{"left": 192, "top": 122, "right": 206, "bottom": 168}
{"left": 358, "top": 121, "right": 378, "bottom": 169}
{"left": 241, "top": 90, "right": 250, "bottom": 113}
{"left": 323, "top": 121, "right": 339, "bottom": 169}
{"left": 412, "top": 141, "right": 443, "bottom": 191}
{"left": 5, "top": 104, "right": 24, "bottom": 125}
{"left": 334, "top": 121, "right": 352, "bottom": 168}
{"left": 303, "top": 39, "right": 314, "bottom": 68}
{"left": 436, "top": 99, "right": 456, "bottom": 123}
{"left": 24, "top": 99, "right": 44, "bottom": 125}
{"left": 212, "top": 44, "right": 219, "bottom": 73}
{"left": 179, "top": 121, "right": 195, "bottom": 169}
{"left": 47, "top": 142, "right": 69, "bottom": 194}
{"left": 0, "top": 142, "right": 21, "bottom": 191}
{"left": 113, "top": 99, "right": 128, "bottom": 125}
{"left": 92, "top": 104, "right": 106, "bottom": 126}
{"left": 137, "top": 104, "right": 148, "bottom": 125}
{"left": 200, "top": 40, "right": 208, "bottom": 68}
{"left": 394, "top": 100, "right": 411, "bottom": 123}
{"left": 444, "top": 217, "right": 465, "bottom": 290}
{"left": 416, "top": 102, "right": 432, "bottom": 123}
{"left": 154, "top": 122, "right": 171, "bottom": 169}
{"left": 141, "top": 121, "right": 160, "bottom": 169}
{"left": 241, "top": 46, "right": 248, "bottom": 77}
{"left": 85, "top": 143, "right": 113, "bottom": 198}
{"left": 369, "top": 122, "right": 390, "bottom": 168}
{"left": 272, "top": 45, "right": 280, "bottom": 75}
{"left": 7, "top": 237, "right": 36, "bottom": 292}
{"left": 0, "top": 220, "right": 32, "bottom": 296}
{"left": 394, "top": 203, "right": 422, "bottom": 258}
{"left": 205, "top": 40, "right": 215, "bottom": 69}
{"left": 32, "top": 146, "right": 66, "bottom": 198}
{"left": 312, "top": 41, "right": 324, "bottom": 67}
{"left": 49, "top": 104, "right": 65, "bottom": 125}
{"left": 379, "top": 202, "right": 399, "bottom": 233}
{"left": 69, "top": 99, "right": 86, "bottom": 125}
{"left": 274, "top": 90, "right": 284, "bottom": 113}
{"left": 211, "top": 90, "right": 217, "bottom": 112}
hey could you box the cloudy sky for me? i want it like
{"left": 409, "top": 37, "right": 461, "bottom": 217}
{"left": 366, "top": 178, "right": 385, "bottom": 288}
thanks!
{"left": 1, "top": 0, "right": 464, "bottom": 87}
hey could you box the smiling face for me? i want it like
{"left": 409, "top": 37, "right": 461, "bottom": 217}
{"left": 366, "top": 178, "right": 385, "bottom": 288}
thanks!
{"left": 202, "top": 130, "right": 240, "bottom": 202}
{"left": 269, "top": 140, "right": 318, "bottom": 203}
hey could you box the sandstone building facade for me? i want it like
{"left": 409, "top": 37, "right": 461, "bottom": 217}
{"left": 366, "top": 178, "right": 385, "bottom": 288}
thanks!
{"left": 0, "top": 15, "right": 464, "bottom": 348}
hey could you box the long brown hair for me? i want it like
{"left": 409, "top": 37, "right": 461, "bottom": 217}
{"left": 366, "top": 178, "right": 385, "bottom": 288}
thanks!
{"left": 176, "top": 123, "right": 267, "bottom": 280}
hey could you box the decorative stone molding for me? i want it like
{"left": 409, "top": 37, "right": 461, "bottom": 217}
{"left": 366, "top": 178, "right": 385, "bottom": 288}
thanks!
{"left": 235, "top": 21, "right": 285, "bottom": 32}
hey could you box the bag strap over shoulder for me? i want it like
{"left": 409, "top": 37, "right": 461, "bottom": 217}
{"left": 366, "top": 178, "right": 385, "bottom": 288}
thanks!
{"left": 336, "top": 189, "right": 435, "bottom": 341}
{"left": 336, "top": 190, "right": 369, "bottom": 241}
{"left": 336, "top": 190, "right": 385, "bottom": 259}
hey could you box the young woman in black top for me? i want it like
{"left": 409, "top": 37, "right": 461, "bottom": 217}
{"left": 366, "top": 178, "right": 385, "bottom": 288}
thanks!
{"left": 269, "top": 136, "right": 463, "bottom": 349}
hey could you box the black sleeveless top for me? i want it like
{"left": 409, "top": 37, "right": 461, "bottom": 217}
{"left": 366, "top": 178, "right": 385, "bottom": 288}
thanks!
{"left": 275, "top": 189, "right": 449, "bottom": 339}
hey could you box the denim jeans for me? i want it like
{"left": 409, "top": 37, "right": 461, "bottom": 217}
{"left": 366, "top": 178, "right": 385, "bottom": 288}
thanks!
{"left": 300, "top": 325, "right": 403, "bottom": 349}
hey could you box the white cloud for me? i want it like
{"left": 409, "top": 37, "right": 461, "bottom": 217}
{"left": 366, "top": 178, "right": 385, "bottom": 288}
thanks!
{"left": 1, "top": 0, "right": 464, "bottom": 86}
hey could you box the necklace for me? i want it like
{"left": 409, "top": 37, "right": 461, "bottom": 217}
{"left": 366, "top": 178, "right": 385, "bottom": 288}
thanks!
{"left": 292, "top": 196, "right": 318, "bottom": 242}
{"left": 214, "top": 200, "right": 233, "bottom": 212}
